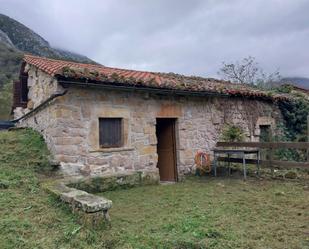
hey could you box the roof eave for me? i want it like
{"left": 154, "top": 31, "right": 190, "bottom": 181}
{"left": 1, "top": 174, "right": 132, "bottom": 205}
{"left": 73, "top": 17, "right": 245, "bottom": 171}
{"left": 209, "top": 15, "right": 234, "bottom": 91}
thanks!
{"left": 57, "top": 77, "right": 290, "bottom": 102}
{"left": 57, "top": 77, "right": 229, "bottom": 98}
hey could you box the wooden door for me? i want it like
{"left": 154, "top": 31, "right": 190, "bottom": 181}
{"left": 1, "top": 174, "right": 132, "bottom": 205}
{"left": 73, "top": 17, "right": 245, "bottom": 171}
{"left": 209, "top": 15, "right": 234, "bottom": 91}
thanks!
{"left": 156, "top": 118, "right": 177, "bottom": 181}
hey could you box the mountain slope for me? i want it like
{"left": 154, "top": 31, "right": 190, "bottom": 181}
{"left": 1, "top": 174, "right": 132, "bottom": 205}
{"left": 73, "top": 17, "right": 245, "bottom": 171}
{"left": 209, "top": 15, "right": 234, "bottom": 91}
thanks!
{"left": 0, "top": 29, "right": 14, "bottom": 48}
{"left": 0, "top": 42, "right": 22, "bottom": 119}
{"left": 0, "top": 13, "right": 97, "bottom": 119}
{"left": 0, "top": 13, "right": 94, "bottom": 63}
{"left": 281, "top": 77, "right": 309, "bottom": 90}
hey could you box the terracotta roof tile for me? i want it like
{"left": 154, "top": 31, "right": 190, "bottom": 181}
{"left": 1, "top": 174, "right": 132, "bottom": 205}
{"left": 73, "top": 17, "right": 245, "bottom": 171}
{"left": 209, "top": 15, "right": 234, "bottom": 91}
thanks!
{"left": 23, "top": 54, "right": 289, "bottom": 101}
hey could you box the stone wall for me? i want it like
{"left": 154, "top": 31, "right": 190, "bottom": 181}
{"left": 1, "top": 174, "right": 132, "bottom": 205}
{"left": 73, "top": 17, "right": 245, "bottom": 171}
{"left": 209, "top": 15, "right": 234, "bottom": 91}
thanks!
{"left": 14, "top": 64, "right": 61, "bottom": 118}
{"left": 14, "top": 66, "right": 63, "bottom": 156}
{"left": 177, "top": 97, "right": 280, "bottom": 173}
{"left": 15, "top": 67, "right": 282, "bottom": 178}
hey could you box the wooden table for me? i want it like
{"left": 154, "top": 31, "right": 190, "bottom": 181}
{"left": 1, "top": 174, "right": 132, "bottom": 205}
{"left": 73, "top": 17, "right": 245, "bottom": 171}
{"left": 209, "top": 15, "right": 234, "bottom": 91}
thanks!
{"left": 213, "top": 149, "right": 260, "bottom": 180}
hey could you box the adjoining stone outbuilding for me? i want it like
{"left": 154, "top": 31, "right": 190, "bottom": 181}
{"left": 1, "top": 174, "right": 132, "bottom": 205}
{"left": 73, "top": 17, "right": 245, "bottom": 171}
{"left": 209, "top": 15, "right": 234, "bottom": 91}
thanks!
{"left": 13, "top": 55, "right": 286, "bottom": 181}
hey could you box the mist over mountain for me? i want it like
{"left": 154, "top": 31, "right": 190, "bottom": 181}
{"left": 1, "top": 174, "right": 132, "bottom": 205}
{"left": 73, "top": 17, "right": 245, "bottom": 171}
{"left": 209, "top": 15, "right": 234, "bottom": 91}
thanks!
{"left": 0, "top": 13, "right": 97, "bottom": 88}
{"left": 281, "top": 77, "right": 309, "bottom": 90}
{"left": 0, "top": 13, "right": 94, "bottom": 64}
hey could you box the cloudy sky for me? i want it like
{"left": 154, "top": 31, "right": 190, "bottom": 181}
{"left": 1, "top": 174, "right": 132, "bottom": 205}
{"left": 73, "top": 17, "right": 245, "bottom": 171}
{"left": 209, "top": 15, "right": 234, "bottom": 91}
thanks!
{"left": 1, "top": 0, "right": 309, "bottom": 78}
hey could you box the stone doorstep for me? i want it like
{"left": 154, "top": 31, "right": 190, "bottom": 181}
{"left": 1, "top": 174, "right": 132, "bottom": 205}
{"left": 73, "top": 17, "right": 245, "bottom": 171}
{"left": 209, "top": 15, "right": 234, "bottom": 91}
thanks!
{"left": 160, "top": 181, "right": 176, "bottom": 185}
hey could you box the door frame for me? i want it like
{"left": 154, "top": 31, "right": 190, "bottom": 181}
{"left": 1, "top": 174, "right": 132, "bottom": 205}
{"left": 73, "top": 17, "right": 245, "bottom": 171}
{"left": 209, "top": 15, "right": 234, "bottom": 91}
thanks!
{"left": 156, "top": 118, "right": 178, "bottom": 182}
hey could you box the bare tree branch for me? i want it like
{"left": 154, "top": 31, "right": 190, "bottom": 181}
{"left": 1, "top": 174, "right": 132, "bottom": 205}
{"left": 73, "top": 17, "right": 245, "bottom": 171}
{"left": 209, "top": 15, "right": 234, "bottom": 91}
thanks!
{"left": 218, "top": 56, "right": 281, "bottom": 88}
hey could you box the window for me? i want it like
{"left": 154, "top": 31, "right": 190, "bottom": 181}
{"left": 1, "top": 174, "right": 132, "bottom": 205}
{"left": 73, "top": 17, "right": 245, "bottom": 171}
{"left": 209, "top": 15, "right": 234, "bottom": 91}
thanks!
{"left": 99, "top": 118, "right": 123, "bottom": 148}
{"left": 20, "top": 73, "right": 28, "bottom": 103}
{"left": 260, "top": 125, "right": 271, "bottom": 142}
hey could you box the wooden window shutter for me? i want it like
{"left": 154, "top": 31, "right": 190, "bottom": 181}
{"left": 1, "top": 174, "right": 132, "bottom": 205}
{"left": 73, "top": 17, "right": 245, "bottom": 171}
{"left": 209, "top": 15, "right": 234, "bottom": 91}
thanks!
{"left": 20, "top": 73, "right": 28, "bottom": 103}
{"left": 12, "top": 62, "right": 28, "bottom": 110}
{"left": 12, "top": 81, "right": 27, "bottom": 108}
{"left": 99, "top": 118, "right": 123, "bottom": 147}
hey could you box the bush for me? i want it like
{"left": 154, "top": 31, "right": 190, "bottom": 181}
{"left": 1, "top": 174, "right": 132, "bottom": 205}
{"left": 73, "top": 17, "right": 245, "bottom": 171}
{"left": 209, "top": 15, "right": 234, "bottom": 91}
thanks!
{"left": 278, "top": 99, "right": 309, "bottom": 142}
{"left": 220, "top": 125, "right": 244, "bottom": 142}
{"left": 274, "top": 96, "right": 309, "bottom": 162}
{"left": 0, "top": 42, "right": 23, "bottom": 119}
{"left": 273, "top": 123, "right": 306, "bottom": 162}
{"left": 0, "top": 80, "right": 13, "bottom": 120}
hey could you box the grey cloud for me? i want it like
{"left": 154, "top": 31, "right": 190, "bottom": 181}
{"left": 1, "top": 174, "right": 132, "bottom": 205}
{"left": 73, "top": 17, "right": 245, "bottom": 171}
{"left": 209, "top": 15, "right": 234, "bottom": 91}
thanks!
{"left": 0, "top": 0, "right": 308, "bottom": 78}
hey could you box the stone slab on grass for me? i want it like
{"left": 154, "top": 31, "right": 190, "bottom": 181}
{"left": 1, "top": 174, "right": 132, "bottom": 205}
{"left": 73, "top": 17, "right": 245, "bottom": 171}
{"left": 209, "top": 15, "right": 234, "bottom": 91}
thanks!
{"left": 44, "top": 180, "right": 112, "bottom": 211}
{"left": 60, "top": 190, "right": 112, "bottom": 213}
{"left": 72, "top": 194, "right": 112, "bottom": 213}
{"left": 42, "top": 170, "right": 159, "bottom": 225}
{"left": 42, "top": 177, "right": 113, "bottom": 225}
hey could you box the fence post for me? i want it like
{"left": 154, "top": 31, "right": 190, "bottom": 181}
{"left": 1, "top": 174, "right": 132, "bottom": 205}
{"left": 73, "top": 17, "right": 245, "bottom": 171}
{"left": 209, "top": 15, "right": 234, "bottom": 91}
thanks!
{"left": 269, "top": 145, "right": 274, "bottom": 177}
{"left": 269, "top": 130, "right": 274, "bottom": 177}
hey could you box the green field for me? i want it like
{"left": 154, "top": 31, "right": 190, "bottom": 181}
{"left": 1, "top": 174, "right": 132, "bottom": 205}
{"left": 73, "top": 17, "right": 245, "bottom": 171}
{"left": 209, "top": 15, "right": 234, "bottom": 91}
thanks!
{"left": 0, "top": 129, "right": 308, "bottom": 249}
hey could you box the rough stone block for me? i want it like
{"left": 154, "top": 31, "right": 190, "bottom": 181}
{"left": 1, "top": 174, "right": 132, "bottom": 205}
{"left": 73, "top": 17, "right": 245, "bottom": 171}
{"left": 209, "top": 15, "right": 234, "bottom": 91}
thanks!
{"left": 69, "top": 170, "right": 159, "bottom": 193}
{"left": 81, "top": 103, "right": 91, "bottom": 119}
{"left": 71, "top": 194, "right": 112, "bottom": 212}
{"left": 55, "top": 137, "right": 83, "bottom": 145}
{"left": 140, "top": 170, "right": 160, "bottom": 185}
{"left": 140, "top": 145, "right": 156, "bottom": 155}
{"left": 56, "top": 155, "right": 79, "bottom": 163}
{"left": 143, "top": 126, "right": 155, "bottom": 134}
{"left": 149, "top": 134, "right": 157, "bottom": 145}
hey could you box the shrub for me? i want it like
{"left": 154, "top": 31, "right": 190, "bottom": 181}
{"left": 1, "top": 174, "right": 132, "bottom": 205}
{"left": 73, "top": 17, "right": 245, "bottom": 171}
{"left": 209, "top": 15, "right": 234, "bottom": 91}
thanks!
{"left": 278, "top": 99, "right": 309, "bottom": 142}
{"left": 273, "top": 123, "right": 306, "bottom": 162}
{"left": 220, "top": 125, "right": 244, "bottom": 142}
{"left": 0, "top": 80, "right": 13, "bottom": 119}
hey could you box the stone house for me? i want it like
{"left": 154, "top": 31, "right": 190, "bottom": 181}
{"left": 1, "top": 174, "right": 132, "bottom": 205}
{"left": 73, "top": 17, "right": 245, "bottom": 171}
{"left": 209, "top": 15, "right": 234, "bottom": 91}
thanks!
{"left": 13, "top": 55, "right": 286, "bottom": 181}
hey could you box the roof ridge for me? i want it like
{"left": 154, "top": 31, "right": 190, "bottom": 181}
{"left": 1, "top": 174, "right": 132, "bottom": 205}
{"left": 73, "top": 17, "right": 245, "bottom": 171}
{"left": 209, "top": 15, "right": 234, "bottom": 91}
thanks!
{"left": 24, "top": 54, "right": 161, "bottom": 75}
{"left": 23, "top": 54, "right": 224, "bottom": 82}
{"left": 24, "top": 54, "right": 104, "bottom": 68}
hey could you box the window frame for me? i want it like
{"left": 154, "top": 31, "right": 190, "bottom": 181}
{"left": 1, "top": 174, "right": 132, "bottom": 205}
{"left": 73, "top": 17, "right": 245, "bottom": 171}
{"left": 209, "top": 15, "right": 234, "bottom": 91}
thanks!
{"left": 20, "top": 73, "right": 29, "bottom": 103}
{"left": 259, "top": 124, "right": 272, "bottom": 142}
{"left": 99, "top": 117, "right": 124, "bottom": 148}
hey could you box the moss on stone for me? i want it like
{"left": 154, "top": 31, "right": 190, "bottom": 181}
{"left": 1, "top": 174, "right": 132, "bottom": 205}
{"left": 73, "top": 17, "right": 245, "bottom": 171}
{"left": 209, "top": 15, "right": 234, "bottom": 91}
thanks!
{"left": 68, "top": 171, "right": 159, "bottom": 193}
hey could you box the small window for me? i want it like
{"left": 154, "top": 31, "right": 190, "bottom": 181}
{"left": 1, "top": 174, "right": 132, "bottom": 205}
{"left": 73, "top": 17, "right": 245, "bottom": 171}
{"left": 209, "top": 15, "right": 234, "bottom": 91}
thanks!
{"left": 20, "top": 74, "right": 28, "bottom": 103}
{"left": 260, "top": 125, "right": 271, "bottom": 142}
{"left": 99, "top": 118, "right": 123, "bottom": 148}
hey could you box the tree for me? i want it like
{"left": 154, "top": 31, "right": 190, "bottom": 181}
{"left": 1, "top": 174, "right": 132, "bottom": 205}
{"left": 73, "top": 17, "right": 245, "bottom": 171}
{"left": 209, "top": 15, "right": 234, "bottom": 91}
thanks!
{"left": 218, "top": 56, "right": 281, "bottom": 89}
{"left": 0, "top": 80, "right": 13, "bottom": 120}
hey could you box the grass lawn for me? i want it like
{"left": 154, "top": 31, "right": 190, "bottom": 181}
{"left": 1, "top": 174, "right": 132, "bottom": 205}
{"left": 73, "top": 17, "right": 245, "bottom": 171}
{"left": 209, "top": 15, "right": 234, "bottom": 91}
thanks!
{"left": 0, "top": 129, "right": 308, "bottom": 249}
{"left": 101, "top": 178, "right": 309, "bottom": 249}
